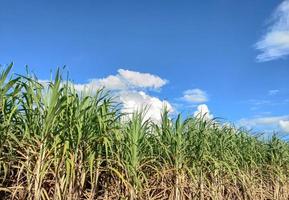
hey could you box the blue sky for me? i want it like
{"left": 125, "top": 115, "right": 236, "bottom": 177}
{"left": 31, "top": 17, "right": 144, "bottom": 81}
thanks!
{"left": 1, "top": 0, "right": 289, "bottom": 135}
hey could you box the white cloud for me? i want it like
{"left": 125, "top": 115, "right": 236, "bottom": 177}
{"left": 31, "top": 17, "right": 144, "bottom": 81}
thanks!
{"left": 51, "top": 69, "right": 172, "bottom": 122}
{"left": 239, "top": 115, "right": 288, "bottom": 127}
{"left": 268, "top": 89, "right": 280, "bottom": 96}
{"left": 193, "top": 104, "right": 213, "bottom": 120}
{"left": 279, "top": 120, "right": 289, "bottom": 132}
{"left": 119, "top": 91, "right": 173, "bottom": 122}
{"left": 117, "top": 69, "right": 167, "bottom": 89}
{"left": 38, "top": 79, "right": 50, "bottom": 86}
{"left": 73, "top": 75, "right": 127, "bottom": 92}
{"left": 97, "top": 75, "right": 127, "bottom": 90}
{"left": 183, "top": 89, "right": 208, "bottom": 103}
{"left": 70, "top": 69, "right": 167, "bottom": 92}
{"left": 239, "top": 115, "right": 289, "bottom": 133}
{"left": 256, "top": 0, "right": 289, "bottom": 62}
{"left": 38, "top": 69, "right": 172, "bottom": 122}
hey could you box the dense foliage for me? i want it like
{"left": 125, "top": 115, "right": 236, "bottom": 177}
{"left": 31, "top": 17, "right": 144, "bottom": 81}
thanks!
{"left": 1, "top": 64, "right": 289, "bottom": 199}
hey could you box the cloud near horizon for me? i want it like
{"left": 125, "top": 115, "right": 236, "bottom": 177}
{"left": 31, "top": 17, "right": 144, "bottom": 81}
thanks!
{"left": 194, "top": 104, "right": 213, "bottom": 120}
{"left": 239, "top": 115, "right": 289, "bottom": 133}
{"left": 256, "top": 0, "right": 289, "bottom": 62}
{"left": 41, "top": 69, "right": 172, "bottom": 122}
{"left": 40, "top": 72, "right": 214, "bottom": 123}
{"left": 119, "top": 91, "right": 173, "bottom": 122}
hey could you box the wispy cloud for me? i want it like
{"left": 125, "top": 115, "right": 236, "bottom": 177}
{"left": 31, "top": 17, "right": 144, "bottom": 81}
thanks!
{"left": 248, "top": 99, "right": 272, "bottom": 106}
{"left": 182, "top": 88, "right": 208, "bottom": 103}
{"left": 256, "top": 0, "right": 289, "bottom": 62}
{"left": 238, "top": 115, "right": 289, "bottom": 133}
{"left": 268, "top": 89, "right": 280, "bottom": 96}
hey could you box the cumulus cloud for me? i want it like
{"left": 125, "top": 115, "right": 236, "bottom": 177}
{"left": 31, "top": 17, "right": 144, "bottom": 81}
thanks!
{"left": 77, "top": 69, "right": 171, "bottom": 122}
{"left": 256, "top": 0, "right": 289, "bottom": 62}
{"left": 39, "top": 69, "right": 172, "bottom": 122}
{"left": 117, "top": 69, "right": 167, "bottom": 89}
{"left": 193, "top": 104, "right": 213, "bottom": 120}
{"left": 182, "top": 89, "right": 208, "bottom": 103}
{"left": 73, "top": 75, "right": 127, "bottom": 92}
{"left": 119, "top": 91, "right": 173, "bottom": 122}
{"left": 279, "top": 120, "right": 289, "bottom": 132}
{"left": 72, "top": 69, "right": 167, "bottom": 92}
{"left": 239, "top": 115, "right": 289, "bottom": 133}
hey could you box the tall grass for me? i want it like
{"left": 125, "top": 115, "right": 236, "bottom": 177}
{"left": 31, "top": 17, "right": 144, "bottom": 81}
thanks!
{"left": 1, "top": 64, "right": 289, "bottom": 199}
